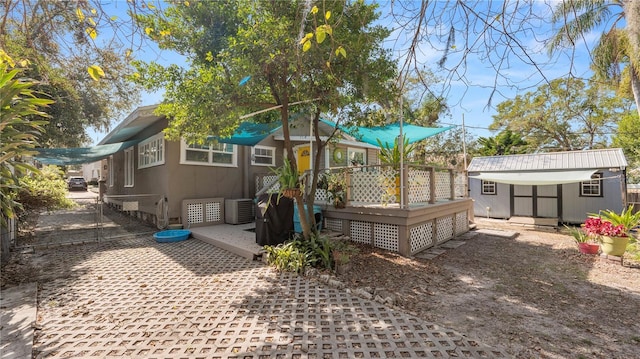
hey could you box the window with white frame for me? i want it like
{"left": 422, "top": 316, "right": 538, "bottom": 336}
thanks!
{"left": 580, "top": 172, "right": 602, "bottom": 197}
{"left": 138, "top": 133, "right": 164, "bottom": 169}
{"left": 347, "top": 147, "right": 366, "bottom": 166}
{"left": 252, "top": 145, "right": 275, "bottom": 166}
{"left": 124, "top": 147, "right": 134, "bottom": 187}
{"left": 481, "top": 180, "right": 497, "bottom": 195}
{"left": 108, "top": 155, "right": 114, "bottom": 187}
{"left": 180, "top": 140, "right": 237, "bottom": 167}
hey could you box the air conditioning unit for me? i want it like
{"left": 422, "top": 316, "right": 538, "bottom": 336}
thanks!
{"left": 225, "top": 199, "right": 254, "bottom": 224}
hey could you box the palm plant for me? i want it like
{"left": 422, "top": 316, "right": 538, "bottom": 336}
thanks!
{"left": 548, "top": 0, "right": 640, "bottom": 118}
{"left": 0, "top": 54, "right": 53, "bottom": 228}
{"left": 377, "top": 135, "right": 416, "bottom": 167}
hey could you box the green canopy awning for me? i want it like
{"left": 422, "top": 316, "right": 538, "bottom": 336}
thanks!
{"left": 321, "top": 120, "right": 453, "bottom": 147}
{"left": 34, "top": 140, "right": 141, "bottom": 165}
{"left": 209, "top": 122, "right": 282, "bottom": 146}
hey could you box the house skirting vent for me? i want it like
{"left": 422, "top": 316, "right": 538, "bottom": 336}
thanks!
{"left": 181, "top": 198, "right": 224, "bottom": 228}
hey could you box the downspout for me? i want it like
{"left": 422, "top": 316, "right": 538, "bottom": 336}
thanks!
{"left": 243, "top": 146, "right": 249, "bottom": 198}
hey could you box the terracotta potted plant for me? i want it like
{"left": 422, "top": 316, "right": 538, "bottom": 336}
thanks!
{"left": 331, "top": 239, "right": 358, "bottom": 274}
{"left": 564, "top": 225, "right": 599, "bottom": 254}
{"left": 271, "top": 159, "right": 301, "bottom": 199}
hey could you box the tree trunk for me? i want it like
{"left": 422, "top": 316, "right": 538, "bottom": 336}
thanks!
{"left": 277, "top": 92, "right": 311, "bottom": 240}
{"left": 624, "top": 0, "right": 640, "bottom": 118}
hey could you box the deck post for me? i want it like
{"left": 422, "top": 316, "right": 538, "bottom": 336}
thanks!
{"left": 429, "top": 167, "right": 436, "bottom": 204}
{"left": 398, "top": 224, "right": 410, "bottom": 256}
{"left": 449, "top": 169, "right": 456, "bottom": 200}
{"left": 402, "top": 164, "right": 410, "bottom": 207}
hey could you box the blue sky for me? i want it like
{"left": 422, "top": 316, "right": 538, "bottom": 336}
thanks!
{"left": 89, "top": 0, "right": 599, "bottom": 145}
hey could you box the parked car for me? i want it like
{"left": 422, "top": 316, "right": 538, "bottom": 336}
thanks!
{"left": 68, "top": 177, "right": 88, "bottom": 191}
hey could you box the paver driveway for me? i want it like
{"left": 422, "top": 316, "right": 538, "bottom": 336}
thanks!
{"left": 32, "top": 236, "right": 506, "bottom": 358}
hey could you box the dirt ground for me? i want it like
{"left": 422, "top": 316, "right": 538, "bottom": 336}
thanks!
{"left": 337, "top": 221, "right": 640, "bottom": 358}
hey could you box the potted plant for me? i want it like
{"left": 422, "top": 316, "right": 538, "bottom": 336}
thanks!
{"left": 376, "top": 135, "right": 416, "bottom": 202}
{"left": 320, "top": 171, "right": 347, "bottom": 208}
{"left": 564, "top": 225, "right": 599, "bottom": 254}
{"left": 271, "top": 159, "right": 300, "bottom": 199}
{"left": 376, "top": 135, "right": 416, "bottom": 168}
{"left": 331, "top": 239, "right": 358, "bottom": 274}
{"left": 588, "top": 206, "right": 640, "bottom": 256}
{"left": 583, "top": 216, "right": 627, "bottom": 257}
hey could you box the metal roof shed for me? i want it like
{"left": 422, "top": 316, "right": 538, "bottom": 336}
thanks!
{"left": 467, "top": 148, "right": 628, "bottom": 224}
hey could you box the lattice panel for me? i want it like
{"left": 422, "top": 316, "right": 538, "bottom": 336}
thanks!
{"left": 410, "top": 221, "right": 434, "bottom": 253}
{"left": 256, "top": 175, "right": 280, "bottom": 194}
{"left": 205, "top": 202, "right": 222, "bottom": 222}
{"left": 408, "top": 169, "right": 430, "bottom": 204}
{"left": 435, "top": 171, "right": 451, "bottom": 200}
{"left": 373, "top": 223, "right": 399, "bottom": 252}
{"left": 436, "top": 216, "right": 454, "bottom": 243}
{"left": 350, "top": 221, "right": 372, "bottom": 244}
{"left": 455, "top": 211, "right": 468, "bottom": 235}
{"left": 454, "top": 173, "right": 467, "bottom": 198}
{"left": 187, "top": 203, "right": 204, "bottom": 224}
{"left": 351, "top": 170, "right": 387, "bottom": 204}
{"left": 315, "top": 188, "right": 329, "bottom": 203}
{"left": 325, "top": 218, "right": 342, "bottom": 232}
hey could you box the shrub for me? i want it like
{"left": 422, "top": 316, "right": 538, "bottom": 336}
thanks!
{"left": 264, "top": 233, "right": 357, "bottom": 273}
{"left": 17, "top": 165, "right": 75, "bottom": 218}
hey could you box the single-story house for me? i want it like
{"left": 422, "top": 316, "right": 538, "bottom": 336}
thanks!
{"left": 33, "top": 106, "right": 471, "bottom": 257}
{"left": 93, "top": 105, "right": 380, "bottom": 227}
{"left": 467, "top": 148, "right": 628, "bottom": 224}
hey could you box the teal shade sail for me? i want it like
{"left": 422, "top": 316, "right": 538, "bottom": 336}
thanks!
{"left": 34, "top": 140, "right": 142, "bottom": 165}
{"left": 209, "top": 122, "right": 282, "bottom": 146}
{"left": 321, "top": 120, "right": 453, "bottom": 147}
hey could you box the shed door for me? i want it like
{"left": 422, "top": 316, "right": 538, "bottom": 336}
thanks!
{"left": 513, "top": 185, "right": 533, "bottom": 216}
{"left": 536, "top": 185, "right": 558, "bottom": 218}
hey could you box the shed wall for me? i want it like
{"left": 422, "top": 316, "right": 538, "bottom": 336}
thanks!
{"left": 469, "top": 179, "right": 510, "bottom": 218}
{"left": 561, "top": 170, "right": 625, "bottom": 223}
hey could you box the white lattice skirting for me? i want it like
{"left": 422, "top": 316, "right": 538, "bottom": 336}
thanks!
{"left": 182, "top": 198, "right": 224, "bottom": 227}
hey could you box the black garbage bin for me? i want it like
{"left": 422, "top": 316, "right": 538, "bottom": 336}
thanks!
{"left": 255, "top": 193, "right": 294, "bottom": 246}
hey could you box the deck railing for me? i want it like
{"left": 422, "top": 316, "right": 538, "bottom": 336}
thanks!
{"left": 255, "top": 164, "right": 466, "bottom": 207}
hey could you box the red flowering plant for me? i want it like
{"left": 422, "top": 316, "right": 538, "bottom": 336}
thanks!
{"left": 583, "top": 217, "right": 627, "bottom": 238}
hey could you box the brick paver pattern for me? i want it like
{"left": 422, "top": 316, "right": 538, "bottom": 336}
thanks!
{"left": 34, "top": 237, "right": 507, "bottom": 358}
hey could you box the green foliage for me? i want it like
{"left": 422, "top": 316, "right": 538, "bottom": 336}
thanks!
{"left": 17, "top": 166, "right": 75, "bottom": 217}
{"left": 264, "top": 233, "right": 356, "bottom": 273}
{"left": 594, "top": 206, "right": 640, "bottom": 234}
{"left": 490, "top": 77, "right": 631, "bottom": 151}
{"left": 563, "top": 225, "right": 592, "bottom": 244}
{"left": 549, "top": 0, "right": 640, "bottom": 117}
{"left": 271, "top": 159, "right": 299, "bottom": 190}
{"left": 377, "top": 135, "right": 416, "bottom": 167}
{"left": 418, "top": 127, "right": 476, "bottom": 171}
{"left": 612, "top": 112, "right": 640, "bottom": 166}
{"left": 330, "top": 239, "right": 359, "bottom": 265}
{"left": 134, "top": 0, "right": 398, "bottom": 239}
{"left": 1, "top": 55, "right": 53, "bottom": 227}
{"left": 264, "top": 240, "right": 309, "bottom": 274}
{"left": 477, "top": 129, "right": 528, "bottom": 156}
{"left": 320, "top": 171, "right": 347, "bottom": 206}
{"left": 1, "top": 1, "right": 145, "bottom": 147}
